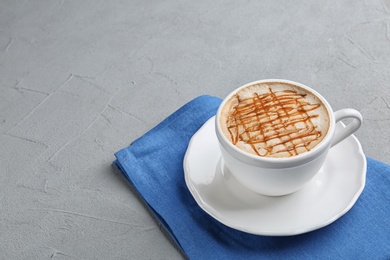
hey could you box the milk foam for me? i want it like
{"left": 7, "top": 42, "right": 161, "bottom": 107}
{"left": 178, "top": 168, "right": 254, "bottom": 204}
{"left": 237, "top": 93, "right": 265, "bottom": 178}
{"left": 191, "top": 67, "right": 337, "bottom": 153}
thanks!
{"left": 219, "top": 82, "right": 330, "bottom": 158}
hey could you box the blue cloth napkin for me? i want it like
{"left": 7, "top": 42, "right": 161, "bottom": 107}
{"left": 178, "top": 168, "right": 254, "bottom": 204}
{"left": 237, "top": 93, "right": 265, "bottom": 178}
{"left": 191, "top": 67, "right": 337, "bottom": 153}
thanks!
{"left": 114, "top": 95, "right": 390, "bottom": 260}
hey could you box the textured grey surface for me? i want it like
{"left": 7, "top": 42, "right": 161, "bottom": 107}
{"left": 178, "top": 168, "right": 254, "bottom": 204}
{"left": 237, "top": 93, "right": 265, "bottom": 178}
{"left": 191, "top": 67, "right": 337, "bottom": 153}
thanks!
{"left": 1, "top": 0, "right": 390, "bottom": 259}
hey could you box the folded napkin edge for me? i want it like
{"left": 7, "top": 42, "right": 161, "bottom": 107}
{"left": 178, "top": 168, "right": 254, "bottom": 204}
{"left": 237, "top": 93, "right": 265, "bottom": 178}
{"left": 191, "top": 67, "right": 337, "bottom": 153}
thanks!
{"left": 111, "top": 162, "right": 188, "bottom": 258}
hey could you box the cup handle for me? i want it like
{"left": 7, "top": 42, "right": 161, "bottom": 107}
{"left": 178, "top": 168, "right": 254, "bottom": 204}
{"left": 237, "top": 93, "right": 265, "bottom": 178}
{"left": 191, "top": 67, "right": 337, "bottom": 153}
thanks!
{"left": 331, "top": 108, "right": 363, "bottom": 148}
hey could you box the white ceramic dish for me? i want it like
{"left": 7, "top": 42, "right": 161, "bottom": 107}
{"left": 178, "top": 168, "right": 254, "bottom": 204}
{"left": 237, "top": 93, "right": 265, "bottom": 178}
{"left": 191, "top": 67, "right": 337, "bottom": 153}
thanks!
{"left": 184, "top": 116, "right": 366, "bottom": 236}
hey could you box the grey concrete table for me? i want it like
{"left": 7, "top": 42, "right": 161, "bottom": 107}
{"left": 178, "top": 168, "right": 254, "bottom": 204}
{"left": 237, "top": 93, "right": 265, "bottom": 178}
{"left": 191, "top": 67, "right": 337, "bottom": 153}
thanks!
{"left": 1, "top": 0, "right": 390, "bottom": 259}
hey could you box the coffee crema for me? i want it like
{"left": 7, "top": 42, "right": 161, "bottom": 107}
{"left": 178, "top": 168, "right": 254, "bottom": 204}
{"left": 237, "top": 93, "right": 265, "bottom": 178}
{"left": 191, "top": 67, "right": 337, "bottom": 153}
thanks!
{"left": 219, "top": 82, "right": 330, "bottom": 158}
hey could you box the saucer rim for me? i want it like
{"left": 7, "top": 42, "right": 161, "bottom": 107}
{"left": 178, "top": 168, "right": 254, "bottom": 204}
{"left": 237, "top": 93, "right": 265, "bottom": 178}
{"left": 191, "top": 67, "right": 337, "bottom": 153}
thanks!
{"left": 184, "top": 116, "right": 367, "bottom": 236}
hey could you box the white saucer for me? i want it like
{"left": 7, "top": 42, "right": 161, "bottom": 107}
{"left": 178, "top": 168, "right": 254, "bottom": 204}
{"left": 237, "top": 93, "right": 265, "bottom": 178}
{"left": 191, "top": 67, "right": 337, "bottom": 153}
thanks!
{"left": 183, "top": 116, "right": 366, "bottom": 236}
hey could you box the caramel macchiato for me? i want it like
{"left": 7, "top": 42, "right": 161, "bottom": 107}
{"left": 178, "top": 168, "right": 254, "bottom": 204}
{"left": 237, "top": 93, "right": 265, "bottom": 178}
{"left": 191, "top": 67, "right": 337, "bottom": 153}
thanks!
{"left": 219, "top": 81, "right": 330, "bottom": 158}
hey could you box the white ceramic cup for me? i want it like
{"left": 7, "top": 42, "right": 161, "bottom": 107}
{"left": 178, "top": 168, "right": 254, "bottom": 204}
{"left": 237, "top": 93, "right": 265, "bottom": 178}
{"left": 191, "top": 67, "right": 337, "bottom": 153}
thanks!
{"left": 215, "top": 79, "right": 362, "bottom": 196}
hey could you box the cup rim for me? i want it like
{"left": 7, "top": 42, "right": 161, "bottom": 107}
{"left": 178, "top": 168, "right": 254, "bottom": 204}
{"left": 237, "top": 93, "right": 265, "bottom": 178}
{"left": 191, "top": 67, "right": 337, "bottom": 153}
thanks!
{"left": 215, "top": 79, "right": 336, "bottom": 166}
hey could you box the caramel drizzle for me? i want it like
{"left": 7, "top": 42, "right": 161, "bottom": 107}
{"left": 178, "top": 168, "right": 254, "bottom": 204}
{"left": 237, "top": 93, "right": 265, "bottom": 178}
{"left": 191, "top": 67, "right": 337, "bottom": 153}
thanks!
{"left": 227, "top": 87, "right": 323, "bottom": 157}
